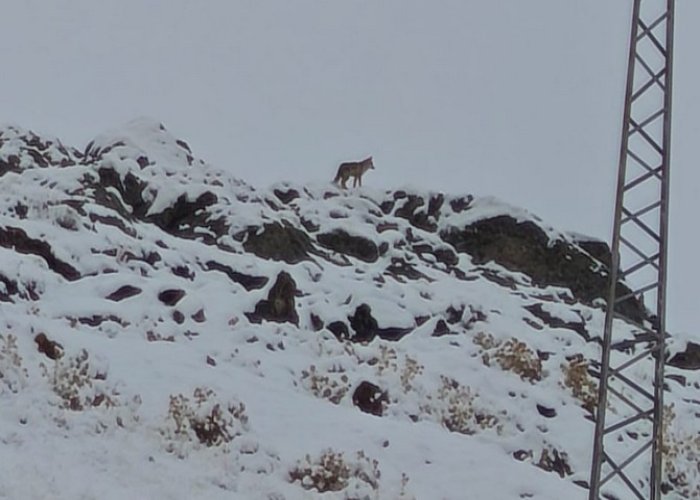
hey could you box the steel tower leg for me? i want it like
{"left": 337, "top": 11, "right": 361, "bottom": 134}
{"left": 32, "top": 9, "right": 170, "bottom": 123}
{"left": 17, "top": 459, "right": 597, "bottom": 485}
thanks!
{"left": 588, "top": 1, "right": 675, "bottom": 499}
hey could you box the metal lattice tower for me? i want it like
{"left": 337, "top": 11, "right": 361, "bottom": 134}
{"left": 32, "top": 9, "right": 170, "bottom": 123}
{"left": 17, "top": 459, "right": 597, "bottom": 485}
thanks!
{"left": 589, "top": 1, "right": 675, "bottom": 499}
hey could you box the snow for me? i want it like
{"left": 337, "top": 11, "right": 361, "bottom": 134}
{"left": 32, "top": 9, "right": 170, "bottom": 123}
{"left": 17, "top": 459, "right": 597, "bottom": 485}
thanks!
{"left": 1, "top": 120, "right": 698, "bottom": 499}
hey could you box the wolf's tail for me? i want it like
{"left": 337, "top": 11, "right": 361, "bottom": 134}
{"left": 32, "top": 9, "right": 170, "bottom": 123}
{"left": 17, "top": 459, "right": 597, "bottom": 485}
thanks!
{"left": 332, "top": 169, "right": 342, "bottom": 184}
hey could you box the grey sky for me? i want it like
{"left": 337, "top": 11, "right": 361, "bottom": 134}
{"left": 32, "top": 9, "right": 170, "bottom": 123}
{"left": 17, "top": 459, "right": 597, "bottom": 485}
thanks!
{"left": 1, "top": 1, "right": 697, "bottom": 334}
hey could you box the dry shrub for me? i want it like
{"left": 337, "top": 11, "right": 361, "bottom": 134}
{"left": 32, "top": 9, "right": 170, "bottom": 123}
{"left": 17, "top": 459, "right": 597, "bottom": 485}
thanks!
{"left": 161, "top": 387, "right": 248, "bottom": 457}
{"left": 663, "top": 404, "right": 700, "bottom": 498}
{"left": 399, "top": 355, "right": 423, "bottom": 393}
{"left": 41, "top": 348, "right": 141, "bottom": 431}
{"left": 42, "top": 349, "right": 115, "bottom": 411}
{"left": 514, "top": 445, "right": 573, "bottom": 479}
{"left": 423, "top": 376, "right": 499, "bottom": 435}
{"left": 560, "top": 354, "right": 597, "bottom": 413}
{"left": 368, "top": 344, "right": 398, "bottom": 375}
{"left": 366, "top": 345, "right": 423, "bottom": 394}
{"left": 289, "top": 449, "right": 380, "bottom": 497}
{"left": 300, "top": 365, "right": 350, "bottom": 404}
{"left": 475, "top": 333, "right": 542, "bottom": 383}
{"left": 0, "top": 334, "right": 27, "bottom": 394}
{"left": 536, "top": 447, "right": 572, "bottom": 478}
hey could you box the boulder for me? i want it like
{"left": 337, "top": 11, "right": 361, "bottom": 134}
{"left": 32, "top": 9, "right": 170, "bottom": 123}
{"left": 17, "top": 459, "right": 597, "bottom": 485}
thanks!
{"left": 349, "top": 304, "right": 378, "bottom": 342}
{"left": 158, "top": 289, "right": 186, "bottom": 306}
{"left": 246, "top": 271, "right": 299, "bottom": 325}
{"left": 352, "top": 381, "right": 389, "bottom": 417}
{"left": 106, "top": 285, "right": 142, "bottom": 302}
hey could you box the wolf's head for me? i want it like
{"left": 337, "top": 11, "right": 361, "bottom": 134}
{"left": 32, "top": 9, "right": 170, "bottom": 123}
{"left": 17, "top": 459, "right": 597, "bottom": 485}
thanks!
{"left": 362, "top": 156, "right": 375, "bottom": 171}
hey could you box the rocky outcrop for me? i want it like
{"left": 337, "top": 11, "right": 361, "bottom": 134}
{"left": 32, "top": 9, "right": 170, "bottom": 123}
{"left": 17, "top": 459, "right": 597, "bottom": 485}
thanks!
{"left": 242, "top": 223, "right": 314, "bottom": 264}
{"left": 317, "top": 230, "right": 378, "bottom": 263}
{"left": 441, "top": 216, "right": 647, "bottom": 324}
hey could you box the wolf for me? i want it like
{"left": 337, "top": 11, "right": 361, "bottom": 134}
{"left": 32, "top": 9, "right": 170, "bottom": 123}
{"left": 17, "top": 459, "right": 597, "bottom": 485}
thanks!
{"left": 333, "top": 156, "right": 375, "bottom": 189}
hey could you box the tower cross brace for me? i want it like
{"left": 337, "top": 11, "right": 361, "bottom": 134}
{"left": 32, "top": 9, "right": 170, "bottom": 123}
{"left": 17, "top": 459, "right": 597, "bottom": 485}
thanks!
{"left": 588, "top": 1, "right": 675, "bottom": 499}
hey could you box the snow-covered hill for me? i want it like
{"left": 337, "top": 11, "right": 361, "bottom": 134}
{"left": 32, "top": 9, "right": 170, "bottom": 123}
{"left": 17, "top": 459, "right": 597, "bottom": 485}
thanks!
{"left": 0, "top": 119, "right": 698, "bottom": 499}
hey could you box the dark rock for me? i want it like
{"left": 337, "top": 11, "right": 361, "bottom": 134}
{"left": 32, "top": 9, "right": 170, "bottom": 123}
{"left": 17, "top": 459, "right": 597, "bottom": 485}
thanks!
{"left": 300, "top": 217, "right": 319, "bottom": 233}
{"left": 386, "top": 258, "right": 430, "bottom": 282}
{"left": 172, "top": 265, "right": 195, "bottom": 280}
{"left": 412, "top": 243, "right": 458, "bottom": 266}
{"left": 136, "top": 155, "right": 150, "bottom": 168}
{"left": 327, "top": 321, "right": 350, "bottom": 341}
{"left": 395, "top": 195, "right": 439, "bottom": 232}
{"left": 175, "top": 139, "right": 192, "bottom": 153}
{"left": 464, "top": 306, "right": 487, "bottom": 329}
{"left": 445, "top": 305, "right": 464, "bottom": 325}
{"left": 576, "top": 238, "right": 612, "bottom": 269}
{"left": 0, "top": 154, "right": 21, "bottom": 176}
{"left": 77, "top": 315, "right": 124, "bottom": 327}
{"left": 34, "top": 333, "right": 63, "bottom": 360}
{"left": 206, "top": 355, "right": 216, "bottom": 367}
{"left": 13, "top": 202, "right": 28, "bottom": 219}
{"left": 172, "top": 310, "right": 185, "bottom": 324}
{"left": 525, "top": 304, "right": 588, "bottom": 340}
{"left": 0, "top": 274, "right": 19, "bottom": 302}
{"left": 377, "top": 326, "right": 413, "bottom": 341}
{"left": 204, "top": 260, "right": 268, "bottom": 290}
{"left": 441, "top": 215, "right": 647, "bottom": 324}
{"left": 349, "top": 304, "right": 378, "bottom": 342}
{"left": 668, "top": 342, "right": 700, "bottom": 370}
{"left": 432, "top": 319, "right": 452, "bottom": 337}
{"left": 0, "top": 226, "right": 80, "bottom": 281}
{"left": 433, "top": 247, "right": 458, "bottom": 266}
{"left": 273, "top": 188, "right": 300, "bottom": 204}
{"left": 96, "top": 168, "right": 150, "bottom": 218}
{"left": 379, "top": 200, "right": 395, "bottom": 214}
{"left": 317, "top": 230, "right": 378, "bottom": 263}
{"left": 89, "top": 213, "right": 135, "bottom": 237}
{"left": 310, "top": 313, "right": 324, "bottom": 332}
{"left": 243, "top": 222, "right": 314, "bottom": 264}
{"left": 427, "top": 193, "right": 445, "bottom": 218}
{"left": 536, "top": 448, "right": 572, "bottom": 478}
{"left": 376, "top": 222, "right": 399, "bottom": 233}
{"left": 480, "top": 268, "right": 518, "bottom": 290}
{"left": 147, "top": 191, "right": 218, "bottom": 235}
{"left": 536, "top": 404, "right": 557, "bottom": 418}
{"left": 158, "top": 289, "right": 186, "bottom": 306}
{"left": 513, "top": 450, "right": 532, "bottom": 461}
{"left": 352, "top": 381, "right": 389, "bottom": 417}
{"left": 191, "top": 309, "right": 206, "bottom": 323}
{"left": 246, "top": 271, "right": 299, "bottom": 325}
{"left": 449, "top": 196, "right": 473, "bottom": 213}
{"left": 415, "top": 316, "right": 430, "bottom": 326}
{"left": 123, "top": 250, "right": 161, "bottom": 267}
{"left": 105, "top": 285, "right": 142, "bottom": 302}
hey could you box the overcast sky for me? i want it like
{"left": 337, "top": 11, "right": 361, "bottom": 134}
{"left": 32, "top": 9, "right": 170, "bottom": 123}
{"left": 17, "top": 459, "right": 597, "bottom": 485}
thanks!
{"left": 1, "top": 1, "right": 697, "bottom": 335}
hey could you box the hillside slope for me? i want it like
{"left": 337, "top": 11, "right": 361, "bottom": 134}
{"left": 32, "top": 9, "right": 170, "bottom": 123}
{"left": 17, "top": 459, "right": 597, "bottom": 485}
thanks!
{"left": 0, "top": 119, "right": 698, "bottom": 499}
